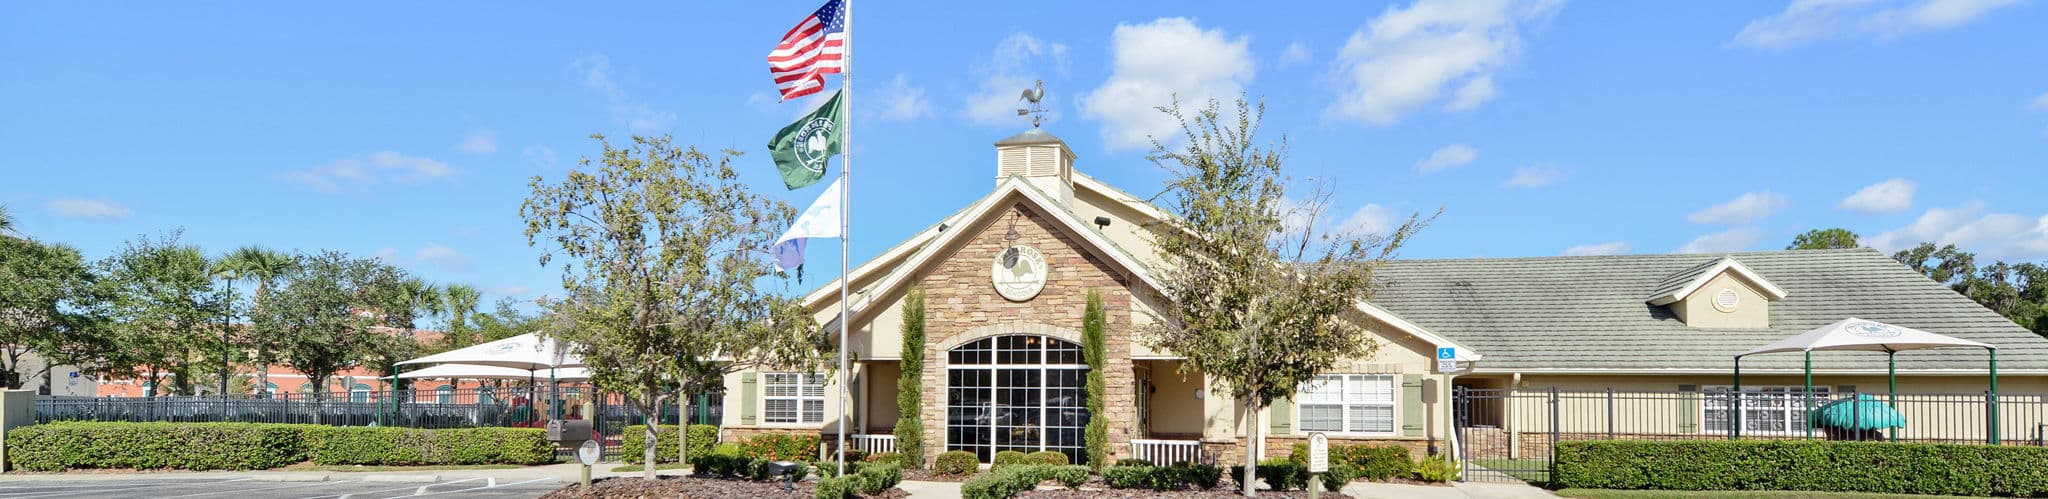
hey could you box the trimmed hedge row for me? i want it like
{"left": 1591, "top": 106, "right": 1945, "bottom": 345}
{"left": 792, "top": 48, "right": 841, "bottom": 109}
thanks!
{"left": 1555, "top": 440, "right": 2048, "bottom": 496}
{"left": 960, "top": 465, "right": 1089, "bottom": 499}
{"left": 7, "top": 422, "right": 555, "bottom": 471}
{"left": 815, "top": 463, "right": 904, "bottom": 499}
{"left": 1288, "top": 442, "right": 1412, "bottom": 481}
{"left": 618, "top": 424, "right": 720, "bottom": 464}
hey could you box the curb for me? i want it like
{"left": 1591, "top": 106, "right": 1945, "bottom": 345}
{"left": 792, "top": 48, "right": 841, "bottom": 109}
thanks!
{"left": 362, "top": 474, "right": 442, "bottom": 483}
{"left": 248, "top": 473, "right": 331, "bottom": 482}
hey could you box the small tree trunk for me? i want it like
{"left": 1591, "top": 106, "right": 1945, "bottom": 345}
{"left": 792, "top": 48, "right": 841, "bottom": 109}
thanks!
{"left": 1243, "top": 397, "right": 1259, "bottom": 497}
{"left": 678, "top": 391, "right": 688, "bottom": 470}
{"left": 644, "top": 405, "right": 660, "bottom": 480}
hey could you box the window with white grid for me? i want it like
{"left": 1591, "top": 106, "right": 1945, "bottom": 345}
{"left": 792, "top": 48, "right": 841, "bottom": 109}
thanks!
{"left": 764, "top": 372, "right": 826, "bottom": 424}
{"left": 1702, "top": 385, "right": 1829, "bottom": 435}
{"left": 1296, "top": 374, "right": 1395, "bottom": 434}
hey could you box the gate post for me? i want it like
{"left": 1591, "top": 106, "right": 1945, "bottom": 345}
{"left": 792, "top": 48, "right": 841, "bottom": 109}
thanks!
{"left": 1605, "top": 387, "right": 1615, "bottom": 440}
{"left": 1548, "top": 387, "right": 1560, "bottom": 482}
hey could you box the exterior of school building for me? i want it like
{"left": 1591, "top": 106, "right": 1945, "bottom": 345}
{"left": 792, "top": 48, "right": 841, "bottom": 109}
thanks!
{"left": 710, "top": 127, "right": 2048, "bottom": 466}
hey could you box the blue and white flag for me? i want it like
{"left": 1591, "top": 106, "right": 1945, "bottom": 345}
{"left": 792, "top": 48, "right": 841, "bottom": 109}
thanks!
{"left": 773, "top": 177, "right": 844, "bottom": 273}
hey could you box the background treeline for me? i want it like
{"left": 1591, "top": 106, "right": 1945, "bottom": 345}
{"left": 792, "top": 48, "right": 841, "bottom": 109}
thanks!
{"left": 0, "top": 206, "right": 544, "bottom": 396}
{"left": 1789, "top": 227, "right": 2046, "bottom": 335}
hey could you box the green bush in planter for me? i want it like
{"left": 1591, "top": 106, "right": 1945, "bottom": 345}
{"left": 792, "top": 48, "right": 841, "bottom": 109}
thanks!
{"left": 814, "top": 475, "right": 856, "bottom": 499}
{"left": 1048, "top": 465, "right": 1089, "bottom": 489}
{"left": 6, "top": 421, "right": 316, "bottom": 471}
{"left": 1181, "top": 462, "right": 1223, "bottom": 490}
{"left": 1413, "top": 455, "right": 1460, "bottom": 483}
{"left": 736, "top": 433, "right": 820, "bottom": 461}
{"left": 618, "top": 424, "right": 719, "bottom": 464}
{"left": 1230, "top": 460, "right": 1307, "bottom": 491}
{"left": 960, "top": 465, "right": 1049, "bottom": 499}
{"left": 1102, "top": 464, "right": 1153, "bottom": 489}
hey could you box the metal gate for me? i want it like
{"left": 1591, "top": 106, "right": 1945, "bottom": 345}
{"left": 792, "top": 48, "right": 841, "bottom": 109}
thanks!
{"left": 1453, "top": 387, "right": 1554, "bottom": 484}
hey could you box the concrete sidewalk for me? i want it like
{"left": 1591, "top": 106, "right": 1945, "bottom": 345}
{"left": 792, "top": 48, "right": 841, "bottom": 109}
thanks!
{"left": 1344, "top": 481, "right": 1557, "bottom": 499}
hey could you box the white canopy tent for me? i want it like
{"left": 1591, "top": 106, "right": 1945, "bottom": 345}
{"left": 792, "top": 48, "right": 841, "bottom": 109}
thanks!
{"left": 395, "top": 332, "right": 583, "bottom": 370}
{"left": 1734, "top": 317, "right": 2000, "bottom": 442}
{"left": 393, "top": 364, "right": 591, "bottom": 382}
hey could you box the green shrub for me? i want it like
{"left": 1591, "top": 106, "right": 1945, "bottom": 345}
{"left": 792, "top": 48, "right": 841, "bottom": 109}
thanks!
{"left": 961, "top": 465, "right": 1048, "bottom": 499}
{"left": 1082, "top": 290, "right": 1109, "bottom": 469}
{"left": 855, "top": 463, "right": 903, "bottom": 494}
{"left": 1102, "top": 464, "right": 1152, "bottom": 489}
{"left": 1114, "top": 458, "right": 1152, "bottom": 467}
{"left": 1147, "top": 464, "right": 1186, "bottom": 491}
{"left": 1316, "top": 463, "right": 1359, "bottom": 490}
{"left": 426, "top": 427, "right": 557, "bottom": 465}
{"left": 814, "top": 475, "right": 855, "bottom": 499}
{"left": 896, "top": 287, "right": 928, "bottom": 468}
{"left": 991, "top": 450, "right": 1029, "bottom": 469}
{"left": 1025, "top": 450, "right": 1067, "bottom": 466}
{"left": 814, "top": 460, "right": 860, "bottom": 478}
{"left": 618, "top": 424, "right": 719, "bottom": 464}
{"left": 305, "top": 427, "right": 432, "bottom": 465}
{"left": 868, "top": 451, "right": 911, "bottom": 468}
{"left": 1230, "top": 460, "right": 1307, "bottom": 491}
{"left": 689, "top": 452, "right": 752, "bottom": 477}
{"left": 934, "top": 450, "right": 978, "bottom": 476}
{"left": 1048, "top": 465, "right": 1090, "bottom": 489}
{"left": 6, "top": 422, "right": 316, "bottom": 471}
{"left": 1413, "top": 455, "right": 1460, "bottom": 483}
{"left": 1287, "top": 442, "right": 1411, "bottom": 482}
{"left": 1182, "top": 463, "right": 1223, "bottom": 489}
{"left": 737, "top": 433, "right": 820, "bottom": 461}
{"left": 1554, "top": 440, "right": 2048, "bottom": 496}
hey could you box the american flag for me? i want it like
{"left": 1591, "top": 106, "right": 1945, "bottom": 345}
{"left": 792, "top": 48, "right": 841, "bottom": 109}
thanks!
{"left": 767, "top": 0, "right": 847, "bottom": 101}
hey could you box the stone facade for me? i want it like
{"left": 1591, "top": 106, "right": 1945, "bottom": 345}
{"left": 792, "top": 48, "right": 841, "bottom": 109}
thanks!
{"left": 914, "top": 200, "right": 1138, "bottom": 464}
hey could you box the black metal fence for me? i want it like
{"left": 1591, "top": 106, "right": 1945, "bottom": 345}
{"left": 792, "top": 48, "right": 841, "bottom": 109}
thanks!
{"left": 36, "top": 387, "right": 724, "bottom": 461}
{"left": 1454, "top": 387, "right": 2048, "bottom": 484}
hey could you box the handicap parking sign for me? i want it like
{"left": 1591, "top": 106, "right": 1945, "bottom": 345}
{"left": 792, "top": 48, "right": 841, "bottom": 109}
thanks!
{"left": 1437, "top": 347, "right": 1455, "bottom": 360}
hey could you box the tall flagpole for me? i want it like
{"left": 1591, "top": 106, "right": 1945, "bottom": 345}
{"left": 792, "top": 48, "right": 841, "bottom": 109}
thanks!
{"left": 835, "top": 0, "right": 853, "bottom": 478}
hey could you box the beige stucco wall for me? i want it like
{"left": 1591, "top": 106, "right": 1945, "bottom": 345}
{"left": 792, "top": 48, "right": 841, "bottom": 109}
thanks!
{"left": 861, "top": 361, "right": 901, "bottom": 433}
{"left": 1673, "top": 272, "right": 1771, "bottom": 329}
{"left": 1194, "top": 315, "right": 1456, "bottom": 452}
{"left": 1145, "top": 360, "right": 1206, "bottom": 437}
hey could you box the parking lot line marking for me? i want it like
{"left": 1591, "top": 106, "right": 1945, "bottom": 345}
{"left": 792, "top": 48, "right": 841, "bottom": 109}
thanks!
{"left": 316, "top": 478, "right": 483, "bottom": 499}
{"left": 377, "top": 477, "right": 553, "bottom": 498}
{"left": 0, "top": 479, "right": 252, "bottom": 499}
{"left": 152, "top": 480, "right": 354, "bottom": 498}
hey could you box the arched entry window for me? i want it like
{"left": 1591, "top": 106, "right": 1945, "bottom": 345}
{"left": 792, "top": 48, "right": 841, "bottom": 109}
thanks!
{"left": 436, "top": 385, "right": 454, "bottom": 404}
{"left": 946, "top": 335, "right": 1088, "bottom": 463}
{"left": 351, "top": 383, "right": 372, "bottom": 403}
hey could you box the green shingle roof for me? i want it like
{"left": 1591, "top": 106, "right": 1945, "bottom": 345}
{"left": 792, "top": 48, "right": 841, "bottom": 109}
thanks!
{"left": 1366, "top": 248, "right": 2048, "bottom": 372}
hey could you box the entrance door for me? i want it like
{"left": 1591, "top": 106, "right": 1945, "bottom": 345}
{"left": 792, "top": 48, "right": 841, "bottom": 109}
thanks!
{"left": 946, "top": 335, "right": 1089, "bottom": 463}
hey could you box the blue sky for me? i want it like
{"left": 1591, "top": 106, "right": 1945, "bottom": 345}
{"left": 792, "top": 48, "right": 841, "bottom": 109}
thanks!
{"left": 5, "top": 1, "right": 2046, "bottom": 310}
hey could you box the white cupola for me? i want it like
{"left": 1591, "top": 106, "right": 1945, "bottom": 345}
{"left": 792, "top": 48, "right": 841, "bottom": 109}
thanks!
{"left": 994, "top": 128, "right": 1076, "bottom": 206}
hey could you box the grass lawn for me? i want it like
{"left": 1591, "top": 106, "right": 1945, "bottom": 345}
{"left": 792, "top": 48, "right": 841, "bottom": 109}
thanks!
{"left": 1469, "top": 458, "right": 1550, "bottom": 483}
{"left": 1556, "top": 489, "right": 1978, "bottom": 499}
{"left": 610, "top": 463, "right": 691, "bottom": 473}
{"left": 282, "top": 463, "right": 529, "bottom": 472}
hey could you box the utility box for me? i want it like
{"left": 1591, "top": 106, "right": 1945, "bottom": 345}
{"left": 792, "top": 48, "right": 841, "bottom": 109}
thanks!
{"left": 545, "top": 419, "right": 592, "bottom": 443}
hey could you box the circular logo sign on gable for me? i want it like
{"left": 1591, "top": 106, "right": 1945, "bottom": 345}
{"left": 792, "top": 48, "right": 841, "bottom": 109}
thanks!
{"left": 992, "top": 245, "right": 1049, "bottom": 301}
{"left": 1845, "top": 320, "right": 1904, "bottom": 338}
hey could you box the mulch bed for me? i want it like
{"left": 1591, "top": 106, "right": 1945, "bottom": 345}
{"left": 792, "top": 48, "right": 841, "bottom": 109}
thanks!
{"left": 1018, "top": 489, "right": 1354, "bottom": 498}
{"left": 541, "top": 476, "right": 908, "bottom": 499}
{"left": 901, "top": 468, "right": 978, "bottom": 482}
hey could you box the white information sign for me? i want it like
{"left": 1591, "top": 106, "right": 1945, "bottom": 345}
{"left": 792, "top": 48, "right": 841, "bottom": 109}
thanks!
{"left": 577, "top": 439, "right": 602, "bottom": 466}
{"left": 1307, "top": 432, "right": 1329, "bottom": 473}
{"left": 1437, "top": 358, "right": 1459, "bottom": 373}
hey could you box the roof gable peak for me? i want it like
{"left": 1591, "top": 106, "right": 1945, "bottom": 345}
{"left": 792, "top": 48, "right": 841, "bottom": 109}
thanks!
{"left": 1647, "top": 256, "right": 1788, "bottom": 306}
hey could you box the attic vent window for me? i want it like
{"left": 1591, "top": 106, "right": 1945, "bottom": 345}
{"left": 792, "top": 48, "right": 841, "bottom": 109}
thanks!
{"left": 1713, "top": 289, "right": 1740, "bottom": 312}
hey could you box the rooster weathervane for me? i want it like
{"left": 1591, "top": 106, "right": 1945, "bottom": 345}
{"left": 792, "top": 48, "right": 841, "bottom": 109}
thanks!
{"left": 1016, "top": 80, "right": 1047, "bottom": 128}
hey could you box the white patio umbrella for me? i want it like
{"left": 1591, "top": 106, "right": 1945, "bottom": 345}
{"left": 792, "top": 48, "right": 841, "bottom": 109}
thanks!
{"left": 394, "top": 363, "right": 536, "bottom": 380}
{"left": 395, "top": 332, "right": 583, "bottom": 370}
{"left": 1734, "top": 317, "right": 1999, "bottom": 441}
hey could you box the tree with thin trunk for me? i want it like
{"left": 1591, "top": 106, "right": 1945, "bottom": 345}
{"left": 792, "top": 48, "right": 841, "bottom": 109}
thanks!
{"left": 441, "top": 284, "right": 482, "bottom": 348}
{"left": 221, "top": 247, "right": 295, "bottom": 395}
{"left": 98, "top": 231, "right": 229, "bottom": 396}
{"left": 1787, "top": 228, "right": 1859, "bottom": 250}
{"left": 256, "top": 251, "right": 407, "bottom": 402}
{"left": 895, "top": 287, "right": 926, "bottom": 467}
{"left": 521, "top": 135, "right": 823, "bottom": 480}
{"left": 0, "top": 236, "right": 110, "bottom": 390}
{"left": 1139, "top": 97, "right": 1425, "bottom": 496}
{"left": 1082, "top": 290, "right": 1108, "bottom": 469}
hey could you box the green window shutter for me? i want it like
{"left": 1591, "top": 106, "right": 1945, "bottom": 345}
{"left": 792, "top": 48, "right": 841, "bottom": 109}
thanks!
{"left": 1270, "top": 397, "right": 1293, "bottom": 435}
{"left": 1400, "top": 374, "right": 1425, "bottom": 437}
{"left": 740, "top": 373, "right": 758, "bottom": 425}
{"left": 1677, "top": 384, "right": 1699, "bottom": 434}
{"left": 1836, "top": 385, "right": 1855, "bottom": 394}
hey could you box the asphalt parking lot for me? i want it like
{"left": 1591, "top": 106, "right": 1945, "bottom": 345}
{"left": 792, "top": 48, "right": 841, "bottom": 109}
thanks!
{"left": 0, "top": 476, "right": 564, "bottom": 499}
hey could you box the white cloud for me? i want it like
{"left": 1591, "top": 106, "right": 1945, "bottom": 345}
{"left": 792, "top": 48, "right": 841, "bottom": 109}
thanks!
{"left": 1838, "top": 178, "right": 1916, "bottom": 213}
{"left": 1338, "top": 204, "right": 1396, "bottom": 236}
{"left": 2029, "top": 91, "right": 2048, "bottom": 111}
{"left": 876, "top": 73, "right": 933, "bottom": 122}
{"left": 1081, "top": 18, "right": 1256, "bottom": 151}
{"left": 46, "top": 197, "right": 130, "bottom": 220}
{"left": 453, "top": 129, "right": 497, "bottom": 155}
{"left": 373, "top": 247, "right": 400, "bottom": 263}
{"left": 570, "top": 54, "right": 677, "bottom": 134}
{"left": 1279, "top": 41, "right": 1312, "bottom": 66}
{"left": 1563, "top": 241, "right": 1631, "bottom": 256}
{"left": 1326, "top": 0, "right": 1561, "bottom": 125}
{"left": 1502, "top": 164, "right": 1561, "bottom": 188}
{"left": 1867, "top": 202, "right": 2048, "bottom": 261}
{"left": 1676, "top": 228, "right": 1764, "bottom": 254}
{"left": 414, "top": 243, "right": 473, "bottom": 273}
{"left": 520, "top": 146, "right": 559, "bottom": 169}
{"left": 280, "top": 152, "right": 459, "bottom": 191}
{"left": 964, "top": 33, "right": 1068, "bottom": 127}
{"left": 1733, "top": 0, "right": 2022, "bottom": 49}
{"left": 1414, "top": 144, "right": 1478, "bottom": 173}
{"left": 1688, "top": 192, "right": 1790, "bottom": 224}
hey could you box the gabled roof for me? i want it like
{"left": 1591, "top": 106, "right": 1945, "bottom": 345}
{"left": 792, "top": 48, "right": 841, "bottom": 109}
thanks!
{"left": 1365, "top": 249, "right": 2048, "bottom": 372}
{"left": 1646, "top": 256, "right": 1788, "bottom": 306}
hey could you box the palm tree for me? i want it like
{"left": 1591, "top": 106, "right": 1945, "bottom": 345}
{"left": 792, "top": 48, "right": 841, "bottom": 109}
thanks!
{"left": 441, "top": 284, "right": 481, "bottom": 348}
{"left": 0, "top": 204, "right": 16, "bottom": 236}
{"left": 221, "top": 246, "right": 295, "bottom": 396}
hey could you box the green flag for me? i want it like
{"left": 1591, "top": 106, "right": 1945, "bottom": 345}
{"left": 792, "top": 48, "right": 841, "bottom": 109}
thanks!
{"left": 767, "top": 89, "right": 845, "bottom": 190}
